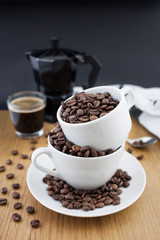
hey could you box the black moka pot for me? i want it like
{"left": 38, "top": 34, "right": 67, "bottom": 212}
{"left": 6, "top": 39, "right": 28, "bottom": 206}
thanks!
{"left": 26, "top": 38, "right": 101, "bottom": 122}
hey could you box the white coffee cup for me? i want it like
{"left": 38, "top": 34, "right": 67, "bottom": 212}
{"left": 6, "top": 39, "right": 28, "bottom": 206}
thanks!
{"left": 57, "top": 86, "right": 135, "bottom": 151}
{"left": 31, "top": 138, "right": 125, "bottom": 190}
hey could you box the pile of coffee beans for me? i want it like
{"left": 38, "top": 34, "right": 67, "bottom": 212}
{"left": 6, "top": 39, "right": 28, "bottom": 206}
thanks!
{"left": 61, "top": 91, "right": 119, "bottom": 124}
{"left": 43, "top": 169, "right": 132, "bottom": 211}
{"left": 49, "top": 122, "right": 114, "bottom": 157}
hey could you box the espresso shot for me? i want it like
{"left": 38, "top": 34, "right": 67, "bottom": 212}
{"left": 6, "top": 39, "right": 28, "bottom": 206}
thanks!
{"left": 7, "top": 91, "right": 46, "bottom": 138}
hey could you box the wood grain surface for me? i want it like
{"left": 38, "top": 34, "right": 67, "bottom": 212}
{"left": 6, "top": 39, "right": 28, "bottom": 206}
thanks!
{"left": 0, "top": 110, "right": 160, "bottom": 240}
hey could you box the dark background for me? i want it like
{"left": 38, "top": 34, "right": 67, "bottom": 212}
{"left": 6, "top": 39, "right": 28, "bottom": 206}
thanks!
{"left": 1, "top": 0, "right": 160, "bottom": 110}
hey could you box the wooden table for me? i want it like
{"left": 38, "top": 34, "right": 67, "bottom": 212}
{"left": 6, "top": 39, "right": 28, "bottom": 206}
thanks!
{"left": 0, "top": 110, "right": 160, "bottom": 240}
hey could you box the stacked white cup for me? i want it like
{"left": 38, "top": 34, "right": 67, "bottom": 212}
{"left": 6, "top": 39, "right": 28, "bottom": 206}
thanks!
{"left": 32, "top": 86, "right": 135, "bottom": 190}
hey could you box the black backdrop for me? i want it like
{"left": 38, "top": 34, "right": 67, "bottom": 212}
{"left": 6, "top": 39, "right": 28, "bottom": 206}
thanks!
{"left": 1, "top": 0, "right": 160, "bottom": 109}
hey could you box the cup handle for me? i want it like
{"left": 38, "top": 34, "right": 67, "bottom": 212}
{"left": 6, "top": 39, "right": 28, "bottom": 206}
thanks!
{"left": 31, "top": 147, "right": 63, "bottom": 180}
{"left": 121, "top": 86, "right": 135, "bottom": 110}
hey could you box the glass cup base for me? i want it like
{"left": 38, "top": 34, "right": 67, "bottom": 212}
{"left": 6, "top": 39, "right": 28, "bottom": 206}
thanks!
{"left": 15, "top": 128, "right": 44, "bottom": 139}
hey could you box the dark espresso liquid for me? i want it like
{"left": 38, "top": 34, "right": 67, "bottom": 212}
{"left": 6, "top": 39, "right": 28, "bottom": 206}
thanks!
{"left": 9, "top": 97, "right": 45, "bottom": 133}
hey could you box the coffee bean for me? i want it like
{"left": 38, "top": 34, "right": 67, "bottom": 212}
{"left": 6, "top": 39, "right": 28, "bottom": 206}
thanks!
{"left": 74, "top": 202, "right": 82, "bottom": 209}
{"left": 112, "top": 199, "right": 120, "bottom": 205}
{"left": 118, "top": 181, "right": 124, "bottom": 187}
{"left": 113, "top": 196, "right": 120, "bottom": 201}
{"left": 84, "top": 150, "right": 90, "bottom": 157}
{"left": 53, "top": 194, "right": 61, "bottom": 200}
{"left": 78, "top": 152, "right": 84, "bottom": 157}
{"left": 89, "top": 204, "right": 96, "bottom": 210}
{"left": 11, "top": 150, "right": 18, "bottom": 155}
{"left": 80, "top": 146, "right": 89, "bottom": 153}
{"left": 6, "top": 173, "right": 14, "bottom": 179}
{"left": 90, "top": 149, "right": 98, "bottom": 157}
{"left": 123, "top": 181, "right": 130, "bottom": 188}
{"left": 21, "top": 154, "right": 28, "bottom": 159}
{"left": 137, "top": 154, "right": 144, "bottom": 160}
{"left": 30, "top": 139, "right": 38, "bottom": 144}
{"left": 65, "top": 193, "right": 74, "bottom": 200}
{"left": 12, "top": 213, "right": 21, "bottom": 222}
{"left": 0, "top": 166, "right": 5, "bottom": 172}
{"left": 66, "top": 99, "right": 77, "bottom": 107}
{"left": 95, "top": 202, "right": 104, "bottom": 208}
{"left": 127, "top": 148, "right": 132, "bottom": 154}
{"left": 83, "top": 196, "right": 91, "bottom": 202}
{"left": 26, "top": 206, "right": 35, "bottom": 214}
{"left": 82, "top": 206, "right": 90, "bottom": 211}
{"left": 0, "top": 198, "right": 7, "bottom": 205}
{"left": 67, "top": 203, "right": 74, "bottom": 209}
{"left": 30, "top": 219, "right": 40, "bottom": 228}
{"left": 12, "top": 183, "right": 20, "bottom": 189}
{"left": 116, "top": 189, "right": 122, "bottom": 195}
{"left": 77, "top": 109, "right": 84, "bottom": 117}
{"left": 48, "top": 190, "right": 54, "bottom": 196}
{"left": 125, "top": 175, "right": 132, "bottom": 181}
{"left": 97, "top": 151, "right": 105, "bottom": 156}
{"left": 30, "top": 145, "right": 36, "bottom": 150}
{"left": 1, "top": 187, "right": 8, "bottom": 194}
{"left": 14, "top": 202, "right": 22, "bottom": 209}
{"left": 72, "top": 145, "right": 80, "bottom": 152}
{"left": 6, "top": 159, "right": 13, "bottom": 165}
{"left": 12, "top": 192, "right": 20, "bottom": 199}
{"left": 90, "top": 115, "right": 98, "bottom": 121}
{"left": 60, "top": 188, "right": 69, "bottom": 194}
{"left": 112, "top": 184, "right": 118, "bottom": 191}
{"left": 62, "top": 201, "right": 69, "bottom": 208}
{"left": 17, "top": 163, "right": 24, "bottom": 169}
{"left": 104, "top": 197, "right": 113, "bottom": 205}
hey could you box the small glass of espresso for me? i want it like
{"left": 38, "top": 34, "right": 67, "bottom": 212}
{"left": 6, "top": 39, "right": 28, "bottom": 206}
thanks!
{"left": 7, "top": 91, "right": 46, "bottom": 138}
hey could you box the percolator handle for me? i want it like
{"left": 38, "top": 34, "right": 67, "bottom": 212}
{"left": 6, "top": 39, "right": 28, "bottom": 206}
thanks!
{"left": 74, "top": 53, "right": 101, "bottom": 88}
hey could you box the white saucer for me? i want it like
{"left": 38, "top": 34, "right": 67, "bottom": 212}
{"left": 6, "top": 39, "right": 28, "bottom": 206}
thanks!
{"left": 27, "top": 151, "right": 146, "bottom": 218}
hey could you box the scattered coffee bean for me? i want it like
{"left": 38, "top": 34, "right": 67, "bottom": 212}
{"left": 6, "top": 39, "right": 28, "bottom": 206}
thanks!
{"left": 0, "top": 198, "right": 7, "bottom": 205}
{"left": 6, "top": 159, "right": 13, "bottom": 165}
{"left": 26, "top": 206, "right": 35, "bottom": 214}
{"left": 12, "top": 192, "right": 20, "bottom": 199}
{"left": 43, "top": 169, "right": 132, "bottom": 211}
{"left": 12, "top": 213, "right": 21, "bottom": 222}
{"left": 30, "top": 139, "right": 38, "bottom": 144}
{"left": 14, "top": 202, "right": 22, "bottom": 209}
{"left": 12, "top": 183, "right": 20, "bottom": 189}
{"left": 11, "top": 150, "right": 18, "bottom": 155}
{"left": 61, "top": 91, "right": 119, "bottom": 124}
{"left": 137, "top": 154, "right": 144, "bottom": 160}
{"left": 30, "top": 145, "right": 36, "bottom": 150}
{"left": 127, "top": 148, "right": 132, "bottom": 154}
{"left": 0, "top": 166, "right": 5, "bottom": 172}
{"left": 30, "top": 219, "right": 40, "bottom": 228}
{"left": 21, "top": 154, "right": 28, "bottom": 159}
{"left": 17, "top": 163, "right": 24, "bottom": 169}
{"left": 6, "top": 173, "right": 14, "bottom": 179}
{"left": 1, "top": 187, "right": 8, "bottom": 194}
